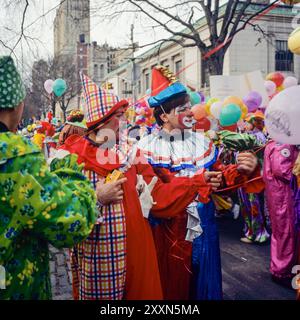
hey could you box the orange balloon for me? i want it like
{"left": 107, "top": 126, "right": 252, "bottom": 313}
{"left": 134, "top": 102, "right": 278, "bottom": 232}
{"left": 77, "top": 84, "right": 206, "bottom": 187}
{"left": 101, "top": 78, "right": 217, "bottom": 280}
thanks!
{"left": 223, "top": 96, "right": 244, "bottom": 109}
{"left": 191, "top": 104, "right": 207, "bottom": 121}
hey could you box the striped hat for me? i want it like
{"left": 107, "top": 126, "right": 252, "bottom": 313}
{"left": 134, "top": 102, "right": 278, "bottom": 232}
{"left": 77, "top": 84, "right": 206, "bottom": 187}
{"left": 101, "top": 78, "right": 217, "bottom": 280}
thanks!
{"left": 80, "top": 73, "right": 128, "bottom": 130}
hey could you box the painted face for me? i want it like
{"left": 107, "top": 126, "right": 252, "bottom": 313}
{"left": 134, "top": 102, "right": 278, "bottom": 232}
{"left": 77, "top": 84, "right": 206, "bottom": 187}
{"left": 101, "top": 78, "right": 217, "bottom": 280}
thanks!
{"left": 175, "top": 102, "right": 195, "bottom": 129}
{"left": 94, "top": 107, "right": 127, "bottom": 146}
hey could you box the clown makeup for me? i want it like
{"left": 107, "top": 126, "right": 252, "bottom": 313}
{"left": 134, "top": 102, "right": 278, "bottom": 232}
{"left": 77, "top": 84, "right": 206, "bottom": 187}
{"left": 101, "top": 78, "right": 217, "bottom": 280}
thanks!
{"left": 175, "top": 102, "right": 195, "bottom": 129}
{"left": 174, "top": 102, "right": 192, "bottom": 115}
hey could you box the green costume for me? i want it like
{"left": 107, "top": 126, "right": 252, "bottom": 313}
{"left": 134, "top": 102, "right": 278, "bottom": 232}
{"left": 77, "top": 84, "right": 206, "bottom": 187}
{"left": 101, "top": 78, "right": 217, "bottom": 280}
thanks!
{"left": 0, "top": 55, "right": 96, "bottom": 299}
{"left": 0, "top": 131, "right": 97, "bottom": 300}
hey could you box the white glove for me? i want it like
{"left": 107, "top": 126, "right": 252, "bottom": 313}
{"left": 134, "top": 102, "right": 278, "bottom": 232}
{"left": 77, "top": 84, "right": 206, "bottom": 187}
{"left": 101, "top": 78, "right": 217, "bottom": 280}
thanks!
{"left": 136, "top": 175, "right": 158, "bottom": 219}
{"left": 47, "top": 149, "right": 70, "bottom": 166}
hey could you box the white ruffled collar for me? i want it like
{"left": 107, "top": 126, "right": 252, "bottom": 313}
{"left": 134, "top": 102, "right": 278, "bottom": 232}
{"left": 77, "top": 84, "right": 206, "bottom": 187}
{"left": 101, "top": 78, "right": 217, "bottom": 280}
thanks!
{"left": 138, "top": 129, "right": 217, "bottom": 172}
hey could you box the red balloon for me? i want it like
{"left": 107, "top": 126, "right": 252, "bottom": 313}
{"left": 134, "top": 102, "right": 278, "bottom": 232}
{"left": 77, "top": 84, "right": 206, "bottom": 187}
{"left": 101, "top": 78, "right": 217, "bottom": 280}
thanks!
{"left": 194, "top": 117, "right": 211, "bottom": 132}
{"left": 266, "top": 72, "right": 285, "bottom": 87}
{"left": 221, "top": 123, "right": 237, "bottom": 132}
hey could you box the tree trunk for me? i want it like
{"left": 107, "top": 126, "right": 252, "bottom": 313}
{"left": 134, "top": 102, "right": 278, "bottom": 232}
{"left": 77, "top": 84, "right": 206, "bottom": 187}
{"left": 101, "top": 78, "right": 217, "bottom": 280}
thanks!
{"left": 206, "top": 53, "right": 225, "bottom": 76}
{"left": 51, "top": 98, "right": 56, "bottom": 117}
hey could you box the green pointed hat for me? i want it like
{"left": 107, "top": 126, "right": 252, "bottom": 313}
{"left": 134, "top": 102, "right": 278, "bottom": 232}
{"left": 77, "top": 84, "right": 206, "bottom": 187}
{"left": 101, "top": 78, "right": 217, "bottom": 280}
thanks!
{"left": 0, "top": 56, "right": 26, "bottom": 109}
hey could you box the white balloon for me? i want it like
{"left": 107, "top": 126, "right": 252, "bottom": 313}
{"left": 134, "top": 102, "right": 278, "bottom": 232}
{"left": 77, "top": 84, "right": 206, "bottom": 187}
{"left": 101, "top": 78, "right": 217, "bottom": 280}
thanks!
{"left": 210, "top": 101, "right": 223, "bottom": 119}
{"left": 44, "top": 79, "right": 54, "bottom": 94}
{"left": 283, "top": 76, "right": 298, "bottom": 88}
{"left": 265, "top": 85, "right": 300, "bottom": 145}
{"left": 264, "top": 80, "right": 277, "bottom": 96}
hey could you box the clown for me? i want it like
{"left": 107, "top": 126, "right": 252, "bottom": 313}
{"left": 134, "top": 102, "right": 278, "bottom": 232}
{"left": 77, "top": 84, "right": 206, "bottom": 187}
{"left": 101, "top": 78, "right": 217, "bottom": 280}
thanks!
{"left": 0, "top": 56, "right": 98, "bottom": 300}
{"left": 60, "top": 73, "right": 221, "bottom": 300}
{"left": 264, "top": 142, "right": 299, "bottom": 288}
{"left": 138, "top": 66, "right": 261, "bottom": 300}
{"left": 238, "top": 111, "right": 270, "bottom": 244}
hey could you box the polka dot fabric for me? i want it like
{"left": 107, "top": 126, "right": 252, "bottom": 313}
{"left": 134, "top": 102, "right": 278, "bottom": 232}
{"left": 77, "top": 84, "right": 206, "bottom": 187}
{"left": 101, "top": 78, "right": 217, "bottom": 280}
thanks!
{"left": 0, "top": 56, "right": 26, "bottom": 109}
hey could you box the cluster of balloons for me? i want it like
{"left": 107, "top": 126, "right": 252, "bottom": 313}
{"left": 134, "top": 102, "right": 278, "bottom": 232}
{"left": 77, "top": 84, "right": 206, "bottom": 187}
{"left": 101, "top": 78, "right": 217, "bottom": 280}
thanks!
{"left": 44, "top": 79, "right": 68, "bottom": 97}
{"left": 134, "top": 99, "right": 156, "bottom": 127}
{"left": 264, "top": 72, "right": 298, "bottom": 100}
{"left": 191, "top": 91, "right": 264, "bottom": 130}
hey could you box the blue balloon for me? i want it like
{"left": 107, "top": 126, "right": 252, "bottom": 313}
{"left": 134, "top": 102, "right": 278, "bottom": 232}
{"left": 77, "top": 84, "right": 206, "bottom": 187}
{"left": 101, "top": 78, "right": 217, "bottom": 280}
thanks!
{"left": 219, "top": 103, "right": 242, "bottom": 126}
{"left": 189, "top": 92, "right": 201, "bottom": 106}
{"left": 53, "top": 79, "right": 67, "bottom": 97}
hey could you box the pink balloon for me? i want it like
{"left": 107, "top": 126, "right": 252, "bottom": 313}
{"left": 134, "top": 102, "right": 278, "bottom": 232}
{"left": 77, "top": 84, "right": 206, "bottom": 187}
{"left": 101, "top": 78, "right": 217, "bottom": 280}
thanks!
{"left": 283, "top": 76, "right": 298, "bottom": 88}
{"left": 264, "top": 80, "right": 277, "bottom": 96}
{"left": 44, "top": 79, "right": 54, "bottom": 94}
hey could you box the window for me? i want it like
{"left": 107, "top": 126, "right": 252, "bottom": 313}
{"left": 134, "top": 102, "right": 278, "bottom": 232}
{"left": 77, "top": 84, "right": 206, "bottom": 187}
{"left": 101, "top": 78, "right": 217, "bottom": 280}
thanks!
{"left": 175, "top": 60, "right": 182, "bottom": 75}
{"left": 79, "top": 34, "right": 85, "bottom": 43}
{"left": 201, "top": 59, "right": 210, "bottom": 88}
{"left": 94, "top": 64, "right": 98, "bottom": 79}
{"left": 145, "top": 73, "right": 150, "bottom": 90}
{"left": 275, "top": 40, "right": 294, "bottom": 72}
{"left": 100, "top": 65, "right": 105, "bottom": 79}
{"left": 160, "top": 59, "right": 168, "bottom": 66}
{"left": 138, "top": 80, "right": 141, "bottom": 94}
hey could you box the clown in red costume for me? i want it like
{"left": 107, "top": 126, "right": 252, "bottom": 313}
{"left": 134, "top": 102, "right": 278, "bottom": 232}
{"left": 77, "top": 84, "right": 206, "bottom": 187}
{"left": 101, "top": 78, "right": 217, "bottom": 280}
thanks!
{"left": 138, "top": 66, "right": 262, "bottom": 300}
{"left": 60, "top": 73, "right": 222, "bottom": 300}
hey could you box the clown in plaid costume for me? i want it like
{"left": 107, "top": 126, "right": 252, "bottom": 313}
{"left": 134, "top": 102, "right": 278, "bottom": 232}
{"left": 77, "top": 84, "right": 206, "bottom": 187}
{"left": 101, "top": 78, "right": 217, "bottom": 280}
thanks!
{"left": 59, "top": 73, "right": 215, "bottom": 300}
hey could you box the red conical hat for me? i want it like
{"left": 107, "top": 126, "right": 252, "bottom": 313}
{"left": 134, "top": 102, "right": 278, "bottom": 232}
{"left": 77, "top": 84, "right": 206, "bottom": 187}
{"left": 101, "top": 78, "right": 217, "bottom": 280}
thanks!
{"left": 151, "top": 66, "right": 175, "bottom": 96}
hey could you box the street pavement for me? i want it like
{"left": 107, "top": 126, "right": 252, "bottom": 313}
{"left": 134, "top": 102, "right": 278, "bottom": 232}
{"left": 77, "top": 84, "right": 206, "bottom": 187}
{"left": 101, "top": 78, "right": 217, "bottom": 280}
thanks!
{"left": 50, "top": 214, "right": 297, "bottom": 300}
{"left": 218, "top": 214, "right": 296, "bottom": 300}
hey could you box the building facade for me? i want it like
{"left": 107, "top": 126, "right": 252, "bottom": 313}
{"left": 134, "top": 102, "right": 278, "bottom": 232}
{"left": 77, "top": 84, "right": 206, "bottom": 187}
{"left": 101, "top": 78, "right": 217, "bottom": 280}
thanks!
{"left": 53, "top": 0, "right": 132, "bottom": 117}
{"left": 104, "top": 3, "right": 300, "bottom": 101}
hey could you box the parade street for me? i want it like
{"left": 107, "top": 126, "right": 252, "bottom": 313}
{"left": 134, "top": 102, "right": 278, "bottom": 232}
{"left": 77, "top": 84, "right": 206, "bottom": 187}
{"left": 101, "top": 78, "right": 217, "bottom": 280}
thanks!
{"left": 50, "top": 214, "right": 296, "bottom": 300}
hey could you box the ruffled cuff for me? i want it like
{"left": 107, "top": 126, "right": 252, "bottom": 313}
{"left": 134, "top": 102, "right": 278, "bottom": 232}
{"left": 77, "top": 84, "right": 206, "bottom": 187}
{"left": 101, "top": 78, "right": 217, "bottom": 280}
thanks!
{"left": 192, "top": 169, "right": 212, "bottom": 204}
{"left": 243, "top": 166, "right": 265, "bottom": 193}
{"left": 223, "top": 164, "right": 247, "bottom": 186}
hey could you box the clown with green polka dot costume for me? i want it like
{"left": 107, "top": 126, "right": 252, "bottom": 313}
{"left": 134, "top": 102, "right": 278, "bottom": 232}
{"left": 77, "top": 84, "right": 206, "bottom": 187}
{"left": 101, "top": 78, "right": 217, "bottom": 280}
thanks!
{"left": 0, "top": 56, "right": 98, "bottom": 300}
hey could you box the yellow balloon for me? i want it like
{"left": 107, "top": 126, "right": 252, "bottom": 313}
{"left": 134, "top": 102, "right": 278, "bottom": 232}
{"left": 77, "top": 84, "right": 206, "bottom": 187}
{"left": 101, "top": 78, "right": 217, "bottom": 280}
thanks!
{"left": 204, "top": 103, "right": 211, "bottom": 116}
{"left": 277, "top": 85, "right": 284, "bottom": 92}
{"left": 207, "top": 98, "right": 219, "bottom": 107}
{"left": 240, "top": 103, "right": 248, "bottom": 119}
{"left": 288, "top": 26, "right": 300, "bottom": 55}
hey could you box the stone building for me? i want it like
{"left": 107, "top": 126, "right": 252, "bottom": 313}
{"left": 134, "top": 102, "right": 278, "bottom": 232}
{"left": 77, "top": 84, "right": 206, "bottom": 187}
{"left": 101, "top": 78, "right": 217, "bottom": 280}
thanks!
{"left": 53, "top": 0, "right": 132, "bottom": 116}
{"left": 104, "top": 3, "right": 300, "bottom": 101}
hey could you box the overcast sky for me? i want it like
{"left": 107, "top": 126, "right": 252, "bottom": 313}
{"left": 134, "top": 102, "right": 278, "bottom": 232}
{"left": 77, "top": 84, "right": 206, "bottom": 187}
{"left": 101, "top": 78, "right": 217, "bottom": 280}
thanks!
{"left": 0, "top": 0, "right": 177, "bottom": 82}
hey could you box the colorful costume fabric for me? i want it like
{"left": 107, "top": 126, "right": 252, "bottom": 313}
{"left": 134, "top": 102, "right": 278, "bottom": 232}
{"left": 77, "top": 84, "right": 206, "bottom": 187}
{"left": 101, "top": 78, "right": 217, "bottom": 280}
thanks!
{"left": 138, "top": 130, "right": 222, "bottom": 300}
{"left": 61, "top": 135, "right": 211, "bottom": 300}
{"left": 238, "top": 129, "right": 269, "bottom": 243}
{"left": 0, "top": 130, "right": 97, "bottom": 300}
{"left": 263, "top": 141, "right": 299, "bottom": 278}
